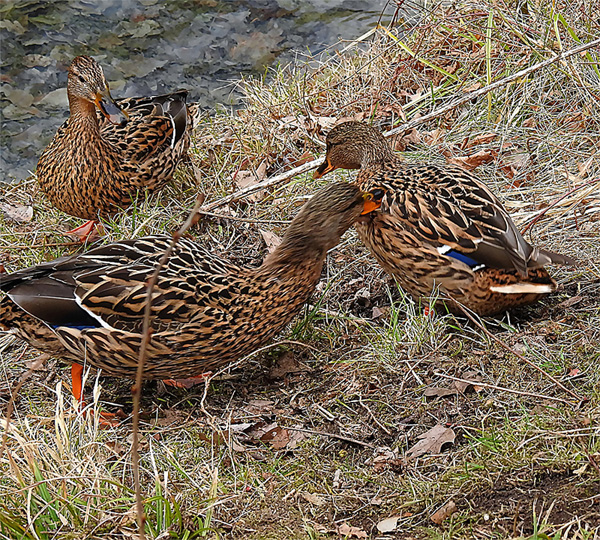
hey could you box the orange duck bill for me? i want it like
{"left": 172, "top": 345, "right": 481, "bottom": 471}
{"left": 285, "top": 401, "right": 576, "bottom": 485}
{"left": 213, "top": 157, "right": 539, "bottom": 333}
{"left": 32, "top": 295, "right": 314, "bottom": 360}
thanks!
{"left": 361, "top": 189, "right": 385, "bottom": 214}
{"left": 313, "top": 158, "right": 336, "bottom": 179}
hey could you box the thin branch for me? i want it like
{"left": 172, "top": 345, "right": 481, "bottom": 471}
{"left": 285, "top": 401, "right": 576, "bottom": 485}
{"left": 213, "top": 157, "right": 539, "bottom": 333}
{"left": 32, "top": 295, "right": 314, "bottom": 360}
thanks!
{"left": 200, "top": 159, "right": 320, "bottom": 213}
{"left": 520, "top": 176, "right": 600, "bottom": 234}
{"left": 283, "top": 425, "right": 376, "bottom": 449}
{"left": 383, "top": 37, "right": 600, "bottom": 139}
{"left": 198, "top": 209, "right": 291, "bottom": 225}
{"left": 358, "top": 395, "right": 392, "bottom": 436}
{"left": 451, "top": 301, "right": 585, "bottom": 404}
{"left": 131, "top": 192, "right": 206, "bottom": 539}
{"left": 434, "top": 372, "right": 573, "bottom": 406}
{"left": 199, "top": 38, "right": 600, "bottom": 212}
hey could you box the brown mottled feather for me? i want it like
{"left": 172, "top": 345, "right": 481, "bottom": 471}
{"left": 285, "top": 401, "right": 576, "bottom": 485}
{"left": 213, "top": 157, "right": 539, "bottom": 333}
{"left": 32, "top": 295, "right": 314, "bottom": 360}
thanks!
{"left": 0, "top": 183, "right": 376, "bottom": 379}
{"left": 37, "top": 56, "right": 192, "bottom": 220}
{"left": 316, "top": 121, "right": 573, "bottom": 316}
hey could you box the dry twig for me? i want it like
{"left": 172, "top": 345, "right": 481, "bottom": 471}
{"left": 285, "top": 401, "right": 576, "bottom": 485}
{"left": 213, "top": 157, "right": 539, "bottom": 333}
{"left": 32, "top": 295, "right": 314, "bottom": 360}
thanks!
{"left": 131, "top": 192, "right": 206, "bottom": 538}
{"left": 199, "top": 38, "right": 600, "bottom": 213}
{"left": 434, "top": 372, "right": 573, "bottom": 406}
{"left": 283, "top": 425, "right": 376, "bottom": 448}
{"left": 451, "top": 302, "right": 585, "bottom": 404}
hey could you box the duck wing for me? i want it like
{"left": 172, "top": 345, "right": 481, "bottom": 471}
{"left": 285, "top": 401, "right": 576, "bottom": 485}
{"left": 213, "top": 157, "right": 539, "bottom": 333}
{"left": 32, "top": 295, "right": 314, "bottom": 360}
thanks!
{"left": 98, "top": 90, "right": 190, "bottom": 161}
{"left": 0, "top": 236, "right": 240, "bottom": 334}
{"left": 374, "top": 163, "right": 572, "bottom": 275}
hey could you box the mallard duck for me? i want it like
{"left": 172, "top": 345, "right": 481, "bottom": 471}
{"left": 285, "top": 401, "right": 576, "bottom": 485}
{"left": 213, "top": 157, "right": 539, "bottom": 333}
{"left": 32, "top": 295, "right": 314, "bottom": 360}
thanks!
{"left": 37, "top": 55, "right": 192, "bottom": 237}
{"left": 314, "top": 121, "right": 573, "bottom": 316}
{"left": 0, "top": 182, "right": 382, "bottom": 401}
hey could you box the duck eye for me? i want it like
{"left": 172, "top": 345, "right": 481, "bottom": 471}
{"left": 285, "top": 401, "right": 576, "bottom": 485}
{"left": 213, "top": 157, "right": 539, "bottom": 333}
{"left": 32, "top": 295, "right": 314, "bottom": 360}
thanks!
{"left": 78, "top": 75, "right": 86, "bottom": 83}
{"left": 371, "top": 188, "right": 386, "bottom": 201}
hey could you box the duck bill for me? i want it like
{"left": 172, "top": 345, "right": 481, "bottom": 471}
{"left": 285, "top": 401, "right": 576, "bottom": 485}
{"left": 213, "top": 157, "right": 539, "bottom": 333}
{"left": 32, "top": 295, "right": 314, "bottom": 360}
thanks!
{"left": 361, "top": 199, "right": 381, "bottom": 215}
{"left": 313, "top": 158, "right": 337, "bottom": 179}
{"left": 95, "top": 90, "right": 128, "bottom": 125}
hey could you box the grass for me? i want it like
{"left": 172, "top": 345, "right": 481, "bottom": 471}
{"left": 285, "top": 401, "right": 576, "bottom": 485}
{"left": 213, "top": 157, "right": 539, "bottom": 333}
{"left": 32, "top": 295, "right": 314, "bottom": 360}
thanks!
{"left": 1, "top": 0, "right": 600, "bottom": 538}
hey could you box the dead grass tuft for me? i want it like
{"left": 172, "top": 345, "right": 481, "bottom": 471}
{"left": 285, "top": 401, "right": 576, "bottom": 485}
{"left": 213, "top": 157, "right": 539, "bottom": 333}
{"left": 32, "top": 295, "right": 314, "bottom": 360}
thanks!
{"left": 1, "top": 0, "right": 599, "bottom": 538}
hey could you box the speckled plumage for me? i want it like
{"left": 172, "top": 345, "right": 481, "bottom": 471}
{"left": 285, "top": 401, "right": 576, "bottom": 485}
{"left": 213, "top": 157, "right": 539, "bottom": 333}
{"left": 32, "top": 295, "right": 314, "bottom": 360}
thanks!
{"left": 315, "top": 121, "right": 573, "bottom": 316}
{"left": 0, "top": 183, "right": 378, "bottom": 379}
{"left": 37, "top": 55, "right": 192, "bottom": 220}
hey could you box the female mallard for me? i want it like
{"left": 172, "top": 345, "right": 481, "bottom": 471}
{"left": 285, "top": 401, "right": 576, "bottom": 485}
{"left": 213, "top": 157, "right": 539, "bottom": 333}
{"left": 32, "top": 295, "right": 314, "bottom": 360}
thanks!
{"left": 314, "top": 121, "right": 573, "bottom": 316}
{"left": 0, "top": 183, "right": 381, "bottom": 401}
{"left": 37, "top": 55, "right": 192, "bottom": 237}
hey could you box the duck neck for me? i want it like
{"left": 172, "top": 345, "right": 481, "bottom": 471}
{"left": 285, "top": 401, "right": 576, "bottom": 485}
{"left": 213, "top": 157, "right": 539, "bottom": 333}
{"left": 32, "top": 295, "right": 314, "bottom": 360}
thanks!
{"left": 360, "top": 140, "right": 395, "bottom": 168}
{"left": 262, "top": 229, "right": 327, "bottom": 272}
{"left": 67, "top": 94, "right": 101, "bottom": 135}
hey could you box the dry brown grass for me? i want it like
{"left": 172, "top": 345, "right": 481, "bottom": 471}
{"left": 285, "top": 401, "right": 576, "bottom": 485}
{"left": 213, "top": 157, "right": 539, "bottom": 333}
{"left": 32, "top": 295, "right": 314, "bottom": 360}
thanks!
{"left": 1, "top": 1, "right": 599, "bottom": 538}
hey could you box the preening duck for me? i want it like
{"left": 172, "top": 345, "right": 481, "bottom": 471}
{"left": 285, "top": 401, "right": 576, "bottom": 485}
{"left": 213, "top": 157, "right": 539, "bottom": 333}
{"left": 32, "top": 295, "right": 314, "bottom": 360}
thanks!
{"left": 0, "top": 182, "right": 382, "bottom": 400}
{"left": 314, "top": 121, "right": 573, "bottom": 316}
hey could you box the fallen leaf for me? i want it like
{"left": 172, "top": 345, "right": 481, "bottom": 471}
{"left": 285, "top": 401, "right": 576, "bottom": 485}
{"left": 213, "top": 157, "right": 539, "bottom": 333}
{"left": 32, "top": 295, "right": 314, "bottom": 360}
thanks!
{"left": 315, "top": 116, "right": 337, "bottom": 130}
{"left": 301, "top": 492, "right": 326, "bottom": 506}
{"left": 377, "top": 515, "right": 400, "bottom": 532}
{"left": 462, "top": 81, "right": 482, "bottom": 92}
{"left": 232, "top": 161, "right": 268, "bottom": 203}
{"left": 337, "top": 523, "right": 367, "bottom": 539}
{"left": 372, "top": 306, "right": 387, "bottom": 319}
{"left": 259, "top": 229, "right": 282, "bottom": 254}
{"left": 452, "top": 370, "right": 483, "bottom": 393}
{"left": 447, "top": 149, "right": 497, "bottom": 171}
{"left": 393, "top": 128, "right": 420, "bottom": 151}
{"left": 424, "top": 387, "right": 457, "bottom": 399}
{"left": 464, "top": 132, "right": 497, "bottom": 148}
{"left": 269, "top": 351, "right": 305, "bottom": 378}
{"left": 1, "top": 203, "right": 33, "bottom": 223}
{"left": 286, "top": 429, "right": 308, "bottom": 449}
{"left": 556, "top": 295, "right": 583, "bottom": 309}
{"left": 290, "top": 151, "right": 314, "bottom": 167}
{"left": 106, "top": 441, "right": 126, "bottom": 455}
{"left": 406, "top": 425, "right": 455, "bottom": 459}
{"left": 500, "top": 164, "right": 517, "bottom": 180}
{"left": 430, "top": 500, "right": 457, "bottom": 525}
{"left": 260, "top": 425, "right": 290, "bottom": 450}
{"left": 371, "top": 447, "right": 403, "bottom": 472}
{"left": 25, "top": 355, "right": 47, "bottom": 370}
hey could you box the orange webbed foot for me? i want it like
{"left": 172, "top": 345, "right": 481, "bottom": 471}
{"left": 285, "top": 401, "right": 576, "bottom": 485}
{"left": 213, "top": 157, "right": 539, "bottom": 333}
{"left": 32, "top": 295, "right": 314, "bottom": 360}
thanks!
{"left": 65, "top": 220, "right": 104, "bottom": 242}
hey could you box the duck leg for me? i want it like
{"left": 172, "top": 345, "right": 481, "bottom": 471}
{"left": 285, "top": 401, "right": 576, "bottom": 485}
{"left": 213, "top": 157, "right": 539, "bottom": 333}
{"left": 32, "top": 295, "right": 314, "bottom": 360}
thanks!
{"left": 71, "top": 362, "right": 84, "bottom": 403}
{"left": 70, "top": 363, "right": 119, "bottom": 426}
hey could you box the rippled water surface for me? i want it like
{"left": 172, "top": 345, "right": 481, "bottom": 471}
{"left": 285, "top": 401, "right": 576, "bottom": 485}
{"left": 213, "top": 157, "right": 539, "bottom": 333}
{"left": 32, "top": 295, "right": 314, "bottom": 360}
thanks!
{"left": 1, "top": 0, "right": 394, "bottom": 182}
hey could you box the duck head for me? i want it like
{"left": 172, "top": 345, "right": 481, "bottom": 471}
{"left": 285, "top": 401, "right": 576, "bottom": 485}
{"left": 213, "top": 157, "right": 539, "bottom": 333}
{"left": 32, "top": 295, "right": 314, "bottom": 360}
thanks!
{"left": 314, "top": 121, "right": 394, "bottom": 178}
{"left": 68, "top": 55, "right": 128, "bottom": 126}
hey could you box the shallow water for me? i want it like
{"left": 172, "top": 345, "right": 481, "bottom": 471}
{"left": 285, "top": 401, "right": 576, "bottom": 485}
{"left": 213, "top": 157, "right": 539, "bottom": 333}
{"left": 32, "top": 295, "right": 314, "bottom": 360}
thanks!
{"left": 0, "top": 0, "right": 393, "bottom": 182}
